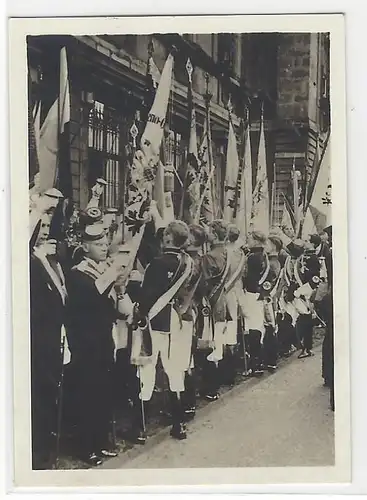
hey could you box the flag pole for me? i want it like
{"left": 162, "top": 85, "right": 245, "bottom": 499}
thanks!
{"left": 179, "top": 57, "right": 194, "bottom": 220}
{"left": 204, "top": 73, "right": 214, "bottom": 218}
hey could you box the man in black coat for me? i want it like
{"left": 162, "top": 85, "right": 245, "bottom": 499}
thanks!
{"left": 242, "top": 231, "right": 269, "bottom": 375}
{"left": 132, "top": 221, "right": 193, "bottom": 442}
{"left": 66, "top": 224, "right": 125, "bottom": 466}
{"left": 30, "top": 214, "right": 69, "bottom": 469}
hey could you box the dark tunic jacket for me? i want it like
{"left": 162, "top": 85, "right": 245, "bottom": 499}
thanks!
{"left": 243, "top": 247, "right": 268, "bottom": 294}
{"left": 65, "top": 261, "right": 116, "bottom": 368}
{"left": 201, "top": 243, "right": 229, "bottom": 322}
{"left": 138, "top": 248, "right": 188, "bottom": 332}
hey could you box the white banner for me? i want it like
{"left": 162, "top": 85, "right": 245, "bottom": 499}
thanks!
{"left": 223, "top": 118, "right": 240, "bottom": 222}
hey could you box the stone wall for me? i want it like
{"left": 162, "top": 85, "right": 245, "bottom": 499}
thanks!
{"left": 277, "top": 33, "right": 311, "bottom": 120}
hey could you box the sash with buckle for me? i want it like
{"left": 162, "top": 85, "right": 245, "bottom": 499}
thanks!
{"left": 208, "top": 250, "right": 231, "bottom": 309}
{"left": 148, "top": 253, "right": 193, "bottom": 322}
{"left": 224, "top": 249, "right": 247, "bottom": 294}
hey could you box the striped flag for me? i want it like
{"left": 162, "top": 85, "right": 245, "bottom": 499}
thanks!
{"left": 306, "top": 136, "right": 332, "bottom": 232}
{"left": 38, "top": 47, "right": 71, "bottom": 194}
{"left": 236, "top": 117, "right": 252, "bottom": 236}
{"left": 223, "top": 105, "right": 240, "bottom": 222}
{"left": 196, "top": 114, "right": 215, "bottom": 224}
{"left": 251, "top": 111, "right": 269, "bottom": 234}
{"left": 185, "top": 84, "right": 200, "bottom": 223}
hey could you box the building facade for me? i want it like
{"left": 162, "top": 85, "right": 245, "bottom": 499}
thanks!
{"left": 27, "top": 32, "right": 330, "bottom": 224}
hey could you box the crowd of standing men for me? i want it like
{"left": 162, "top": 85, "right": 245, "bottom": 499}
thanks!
{"left": 29, "top": 187, "right": 334, "bottom": 470}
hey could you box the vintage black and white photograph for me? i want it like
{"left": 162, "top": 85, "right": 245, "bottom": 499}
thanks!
{"left": 9, "top": 14, "right": 350, "bottom": 487}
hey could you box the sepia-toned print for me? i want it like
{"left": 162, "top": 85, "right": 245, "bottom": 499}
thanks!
{"left": 9, "top": 15, "right": 350, "bottom": 488}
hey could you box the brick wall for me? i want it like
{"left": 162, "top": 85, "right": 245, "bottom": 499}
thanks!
{"left": 277, "top": 33, "right": 311, "bottom": 120}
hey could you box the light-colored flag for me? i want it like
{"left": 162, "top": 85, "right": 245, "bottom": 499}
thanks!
{"left": 236, "top": 120, "right": 252, "bottom": 236}
{"left": 307, "top": 136, "right": 332, "bottom": 232}
{"left": 32, "top": 101, "right": 41, "bottom": 157}
{"left": 281, "top": 203, "right": 294, "bottom": 230}
{"left": 148, "top": 56, "right": 161, "bottom": 89}
{"left": 111, "top": 52, "right": 174, "bottom": 276}
{"left": 223, "top": 117, "right": 240, "bottom": 222}
{"left": 185, "top": 97, "right": 200, "bottom": 223}
{"left": 38, "top": 47, "right": 70, "bottom": 193}
{"left": 251, "top": 113, "right": 269, "bottom": 234}
{"left": 196, "top": 114, "right": 215, "bottom": 223}
{"left": 140, "top": 53, "right": 174, "bottom": 158}
{"left": 302, "top": 206, "right": 317, "bottom": 240}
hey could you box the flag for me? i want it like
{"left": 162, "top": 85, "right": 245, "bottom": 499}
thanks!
{"left": 251, "top": 112, "right": 269, "bottom": 234}
{"left": 195, "top": 114, "right": 215, "bottom": 224}
{"left": 38, "top": 47, "right": 71, "bottom": 194}
{"left": 307, "top": 137, "right": 332, "bottom": 232}
{"left": 140, "top": 53, "right": 174, "bottom": 159}
{"left": 223, "top": 114, "right": 240, "bottom": 222}
{"left": 281, "top": 203, "right": 294, "bottom": 231}
{"left": 148, "top": 56, "right": 161, "bottom": 89}
{"left": 236, "top": 119, "right": 252, "bottom": 235}
{"left": 115, "top": 52, "right": 174, "bottom": 274}
{"left": 292, "top": 159, "right": 303, "bottom": 236}
{"left": 184, "top": 88, "right": 200, "bottom": 223}
{"left": 301, "top": 206, "right": 317, "bottom": 239}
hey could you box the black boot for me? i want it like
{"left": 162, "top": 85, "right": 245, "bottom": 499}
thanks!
{"left": 169, "top": 392, "right": 187, "bottom": 440}
{"left": 131, "top": 398, "right": 148, "bottom": 444}
{"left": 183, "top": 371, "right": 196, "bottom": 421}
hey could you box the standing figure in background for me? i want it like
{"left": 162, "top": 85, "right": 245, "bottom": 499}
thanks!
{"left": 132, "top": 221, "right": 193, "bottom": 442}
{"left": 176, "top": 223, "right": 207, "bottom": 420}
{"left": 277, "top": 239, "right": 305, "bottom": 357}
{"left": 200, "top": 219, "right": 231, "bottom": 400}
{"left": 222, "top": 224, "right": 247, "bottom": 386}
{"left": 30, "top": 210, "right": 69, "bottom": 469}
{"left": 242, "top": 231, "right": 269, "bottom": 376}
{"left": 262, "top": 235, "right": 283, "bottom": 372}
{"left": 294, "top": 240, "right": 321, "bottom": 359}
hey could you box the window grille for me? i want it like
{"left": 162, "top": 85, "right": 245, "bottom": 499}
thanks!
{"left": 88, "top": 100, "right": 122, "bottom": 209}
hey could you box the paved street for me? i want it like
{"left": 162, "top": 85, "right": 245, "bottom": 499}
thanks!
{"left": 104, "top": 344, "right": 334, "bottom": 469}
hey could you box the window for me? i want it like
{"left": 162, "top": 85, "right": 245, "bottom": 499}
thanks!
{"left": 88, "top": 100, "right": 123, "bottom": 209}
{"left": 218, "top": 33, "right": 236, "bottom": 72}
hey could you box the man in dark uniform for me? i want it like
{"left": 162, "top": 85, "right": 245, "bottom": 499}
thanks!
{"left": 132, "top": 221, "right": 193, "bottom": 442}
{"left": 277, "top": 239, "right": 305, "bottom": 357}
{"left": 294, "top": 240, "right": 321, "bottom": 358}
{"left": 262, "top": 235, "right": 283, "bottom": 371}
{"left": 66, "top": 224, "right": 124, "bottom": 466}
{"left": 30, "top": 212, "right": 69, "bottom": 469}
{"left": 242, "top": 231, "right": 269, "bottom": 375}
{"left": 176, "top": 224, "right": 207, "bottom": 420}
{"left": 199, "top": 219, "right": 231, "bottom": 399}
{"left": 222, "top": 224, "right": 247, "bottom": 385}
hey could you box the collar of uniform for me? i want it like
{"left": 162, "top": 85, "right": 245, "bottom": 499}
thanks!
{"left": 163, "top": 247, "right": 181, "bottom": 254}
{"left": 315, "top": 244, "right": 322, "bottom": 255}
{"left": 83, "top": 257, "right": 107, "bottom": 274}
{"left": 250, "top": 246, "right": 264, "bottom": 253}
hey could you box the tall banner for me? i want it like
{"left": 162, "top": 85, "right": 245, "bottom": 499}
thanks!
{"left": 281, "top": 203, "right": 294, "bottom": 231}
{"left": 236, "top": 119, "right": 252, "bottom": 236}
{"left": 140, "top": 53, "right": 174, "bottom": 159}
{"left": 306, "top": 136, "right": 332, "bottom": 232}
{"left": 195, "top": 106, "right": 215, "bottom": 223}
{"left": 115, "top": 52, "right": 174, "bottom": 270}
{"left": 38, "top": 47, "right": 71, "bottom": 193}
{"left": 301, "top": 206, "right": 317, "bottom": 239}
{"left": 251, "top": 111, "right": 269, "bottom": 234}
{"left": 185, "top": 87, "right": 200, "bottom": 223}
{"left": 223, "top": 111, "right": 240, "bottom": 222}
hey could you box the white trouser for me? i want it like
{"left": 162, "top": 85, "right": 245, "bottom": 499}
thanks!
{"left": 207, "top": 321, "right": 226, "bottom": 362}
{"left": 224, "top": 289, "right": 238, "bottom": 346}
{"left": 242, "top": 291, "right": 265, "bottom": 334}
{"left": 136, "top": 310, "right": 192, "bottom": 401}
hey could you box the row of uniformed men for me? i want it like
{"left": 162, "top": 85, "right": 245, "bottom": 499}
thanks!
{"left": 29, "top": 190, "right": 330, "bottom": 468}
